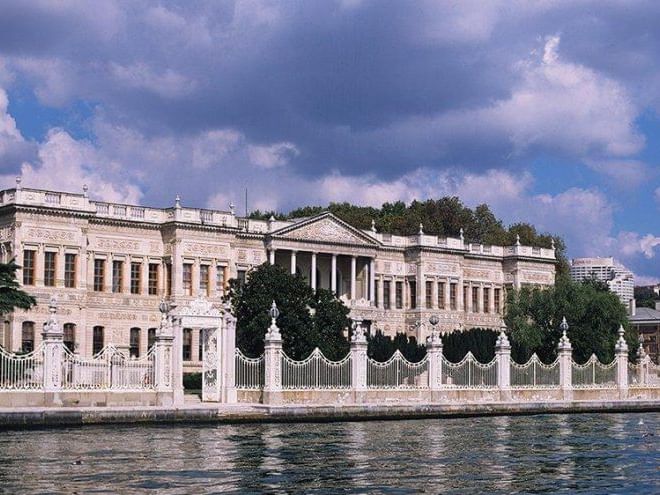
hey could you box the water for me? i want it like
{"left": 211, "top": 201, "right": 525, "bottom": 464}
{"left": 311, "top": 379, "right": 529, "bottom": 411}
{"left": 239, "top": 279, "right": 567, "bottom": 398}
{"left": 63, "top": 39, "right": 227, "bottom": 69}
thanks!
{"left": 0, "top": 413, "right": 658, "bottom": 494}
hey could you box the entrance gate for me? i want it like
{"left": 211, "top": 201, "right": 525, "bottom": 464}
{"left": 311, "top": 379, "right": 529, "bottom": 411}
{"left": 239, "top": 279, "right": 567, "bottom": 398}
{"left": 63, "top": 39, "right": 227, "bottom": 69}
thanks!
{"left": 174, "top": 297, "right": 237, "bottom": 403}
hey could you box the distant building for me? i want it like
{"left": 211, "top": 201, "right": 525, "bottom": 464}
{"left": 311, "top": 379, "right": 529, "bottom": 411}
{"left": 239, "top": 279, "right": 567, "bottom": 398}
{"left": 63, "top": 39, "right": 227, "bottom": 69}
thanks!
{"left": 570, "top": 257, "right": 634, "bottom": 305}
{"left": 629, "top": 301, "right": 660, "bottom": 364}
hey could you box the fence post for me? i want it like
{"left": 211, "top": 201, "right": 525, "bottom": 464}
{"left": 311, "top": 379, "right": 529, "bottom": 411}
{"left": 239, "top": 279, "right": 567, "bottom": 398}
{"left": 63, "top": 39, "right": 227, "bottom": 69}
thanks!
{"left": 614, "top": 325, "right": 628, "bottom": 399}
{"left": 350, "top": 320, "right": 368, "bottom": 401}
{"left": 495, "top": 329, "right": 511, "bottom": 401}
{"left": 222, "top": 306, "right": 238, "bottom": 404}
{"left": 263, "top": 301, "right": 283, "bottom": 405}
{"left": 557, "top": 317, "right": 573, "bottom": 401}
{"left": 42, "top": 296, "right": 63, "bottom": 405}
{"left": 426, "top": 318, "right": 443, "bottom": 396}
{"left": 154, "top": 300, "right": 175, "bottom": 404}
{"left": 637, "top": 342, "right": 648, "bottom": 385}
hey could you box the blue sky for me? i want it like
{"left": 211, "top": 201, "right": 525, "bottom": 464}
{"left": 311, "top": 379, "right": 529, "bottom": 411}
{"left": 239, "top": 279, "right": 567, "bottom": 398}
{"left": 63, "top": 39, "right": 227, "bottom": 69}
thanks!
{"left": 0, "top": 1, "right": 658, "bottom": 283}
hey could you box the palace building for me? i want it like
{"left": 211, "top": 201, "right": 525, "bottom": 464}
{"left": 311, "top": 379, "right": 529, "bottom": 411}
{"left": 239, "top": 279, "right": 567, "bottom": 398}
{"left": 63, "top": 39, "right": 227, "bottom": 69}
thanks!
{"left": 0, "top": 183, "right": 556, "bottom": 371}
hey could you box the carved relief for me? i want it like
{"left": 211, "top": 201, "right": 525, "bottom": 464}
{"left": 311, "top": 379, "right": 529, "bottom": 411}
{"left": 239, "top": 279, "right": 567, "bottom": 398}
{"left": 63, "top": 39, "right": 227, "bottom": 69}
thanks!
{"left": 0, "top": 224, "right": 15, "bottom": 242}
{"left": 26, "top": 228, "right": 75, "bottom": 242}
{"left": 182, "top": 242, "right": 227, "bottom": 257}
{"left": 279, "top": 217, "right": 372, "bottom": 245}
{"left": 96, "top": 237, "right": 141, "bottom": 252}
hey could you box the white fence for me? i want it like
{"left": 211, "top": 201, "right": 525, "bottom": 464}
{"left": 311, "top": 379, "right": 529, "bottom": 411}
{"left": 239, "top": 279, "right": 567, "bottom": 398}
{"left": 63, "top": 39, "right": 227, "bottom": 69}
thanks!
{"left": 367, "top": 351, "right": 428, "bottom": 389}
{"left": 572, "top": 355, "right": 617, "bottom": 388}
{"left": 0, "top": 344, "right": 44, "bottom": 391}
{"left": 510, "top": 354, "right": 560, "bottom": 388}
{"left": 281, "top": 348, "right": 351, "bottom": 389}
{"left": 442, "top": 352, "right": 497, "bottom": 388}
{"left": 235, "top": 349, "right": 264, "bottom": 390}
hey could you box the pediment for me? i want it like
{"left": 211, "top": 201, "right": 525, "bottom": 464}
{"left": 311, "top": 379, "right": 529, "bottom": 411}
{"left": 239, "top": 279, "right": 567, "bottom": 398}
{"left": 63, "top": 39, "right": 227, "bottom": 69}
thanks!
{"left": 272, "top": 213, "right": 379, "bottom": 247}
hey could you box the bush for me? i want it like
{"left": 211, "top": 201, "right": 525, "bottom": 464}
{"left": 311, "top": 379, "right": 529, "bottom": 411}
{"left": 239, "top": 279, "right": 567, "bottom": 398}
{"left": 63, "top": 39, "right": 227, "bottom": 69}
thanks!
{"left": 183, "top": 372, "right": 202, "bottom": 390}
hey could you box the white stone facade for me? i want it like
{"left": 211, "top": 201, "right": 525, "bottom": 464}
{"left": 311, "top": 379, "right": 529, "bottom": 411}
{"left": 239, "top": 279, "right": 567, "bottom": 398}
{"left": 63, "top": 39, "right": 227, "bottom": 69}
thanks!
{"left": 0, "top": 186, "right": 556, "bottom": 370}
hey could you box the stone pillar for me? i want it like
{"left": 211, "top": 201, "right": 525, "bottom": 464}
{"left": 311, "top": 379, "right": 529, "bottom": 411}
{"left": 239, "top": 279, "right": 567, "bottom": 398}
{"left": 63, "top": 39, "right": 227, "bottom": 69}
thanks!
{"left": 350, "top": 320, "right": 368, "bottom": 400}
{"left": 557, "top": 317, "right": 573, "bottom": 401}
{"left": 478, "top": 284, "right": 484, "bottom": 313}
{"left": 269, "top": 248, "right": 275, "bottom": 265}
{"left": 170, "top": 313, "right": 185, "bottom": 405}
{"left": 350, "top": 256, "right": 357, "bottom": 300}
{"left": 104, "top": 254, "right": 113, "bottom": 293}
{"left": 457, "top": 281, "right": 464, "bottom": 312}
{"left": 445, "top": 280, "right": 452, "bottom": 310}
{"left": 154, "top": 300, "right": 175, "bottom": 405}
{"left": 42, "top": 296, "right": 63, "bottom": 405}
{"left": 614, "top": 325, "right": 628, "bottom": 399}
{"left": 290, "top": 250, "right": 297, "bottom": 275}
{"left": 637, "top": 342, "right": 649, "bottom": 385}
{"left": 263, "top": 302, "right": 283, "bottom": 404}
{"left": 209, "top": 263, "right": 218, "bottom": 298}
{"left": 141, "top": 260, "right": 149, "bottom": 295}
{"left": 431, "top": 278, "right": 438, "bottom": 309}
{"left": 377, "top": 276, "right": 384, "bottom": 309}
{"left": 331, "top": 254, "right": 337, "bottom": 294}
{"left": 55, "top": 247, "right": 65, "bottom": 287}
{"left": 222, "top": 306, "right": 237, "bottom": 403}
{"left": 426, "top": 322, "right": 443, "bottom": 394}
{"left": 311, "top": 252, "right": 317, "bottom": 290}
{"left": 416, "top": 263, "right": 424, "bottom": 310}
{"left": 495, "top": 330, "right": 511, "bottom": 401}
{"left": 369, "top": 259, "right": 375, "bottom": 304}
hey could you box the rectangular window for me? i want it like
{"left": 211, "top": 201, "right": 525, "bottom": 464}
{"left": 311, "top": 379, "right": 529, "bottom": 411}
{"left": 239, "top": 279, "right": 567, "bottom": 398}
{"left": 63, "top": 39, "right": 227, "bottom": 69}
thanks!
{"left": 237, "top": 269, "right": 247, "bottom": 287}
{"left": 472, "top": 286, "right": 479, "bottom": 313}
{"left": 129, "top": 328, "right": 140, "bottom": 358}
{"left": 94, "top": 259, "right": 105, "bottom": 292}
{"left": 44, "top": 251, "right": 56, "bottom": 287}
{"left": 425, "top": 281, "right": 433, "bottom": 309}
{"left": 182, "top": 263, "right": 193, "bottom": 295}
{"left": 166, "top": 263, "right": 172, "bottom": 296}
{"left": 449, "top": 283, "right": 457, "bottom": 310}
{"left": 438, "top": 282, "right": 446, "bottom": 309}
{"left": 130, "top": 262, "right": 141, "bottom": 294}
{"left": 409, "top": 281, "right": 417, "bottom": 309}
{"left": 112, "top": 260, "right": 123, "bottom": 293}
{"left": 22, "top": 250, "right": 35, "bottom": 285}
{"left": 463, "top": 285, "right": 468, "bottom": 312}
{"left": 92, "top": 326, "right": 104, "bottom": 355}
{"left": 200, "top": 265, "right": 209, "bottom": 296}
{"left": 21, "top": 322, "right": 35, "bottom": 353}
{"left": 183, "top": 328, "right": 192, "bottom": 361}
{"left": 147, "top": 328, "right": 156, "bottom": 351}
{"left": 198, "top": 329, "right": 204, "bottom": 361}
{"left": 494, "top": 288, "right": 501, "bottom": 314}
{"left": 395, "top": 281, "right": 403, "bottom": 309}
{"left": 383, "top": 280, "right": 391, "bottom": 310}
{"left": 375, "top": 279, "right": 380, "bottom": 307}
{"left": 216, "top": 266, "right": 225, "bottom": 294}
{"left": 483, "top": 288, "right": 490, "bottom": 314}
{"left": 148, "top": 263, "right": 159, "bottom": 295}
{"left": 64, "top": 253, "right": 76, "bottom": 288}
{"left": 63, "top": 323, "right": 75, "bottom": 352}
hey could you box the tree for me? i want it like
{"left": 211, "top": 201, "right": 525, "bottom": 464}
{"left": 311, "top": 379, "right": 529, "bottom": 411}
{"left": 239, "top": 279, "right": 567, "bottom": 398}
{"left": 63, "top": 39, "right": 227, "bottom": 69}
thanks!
{"left": 226, "top": 263, "right": 350, "bottom": 360}
{"left": 367, "top": 331, "right": 426, "bottom": 362}
{"left": 504, "top": 277, "right": 636, "bottom": 363}
{"left": 0, "top": 260, "right": 35, "bottom": 316}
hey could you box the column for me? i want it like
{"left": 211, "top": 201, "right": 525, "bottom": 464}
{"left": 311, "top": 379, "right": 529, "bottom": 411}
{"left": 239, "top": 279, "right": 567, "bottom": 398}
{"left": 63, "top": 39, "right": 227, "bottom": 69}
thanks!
{"left": 614, "top": 325, "right": 628, "bottom": 399}
{"left": 192, "top": 259, "right": 200, "bottom": 297}
{"left": 331, "top": 254, "right": 337, "bottom": 294}
{"left": 209, "top": 263, "right": 218, "bottom": 297}
{"left": 478, "top": 284, "right": 484, "bottom": 313}
{"left": 417, "top": 263, "right": 424, "bottom": 310}
{"left": 557, "top": 318, "right": 572, "bottom": 401}
{"left": 154, "top": 312, "right": 174, "bottom": 404}
{"left": 290, "top": 250, "right": 297, "bottom": 275}
{"left": 369, "top": 259, "right": 375, "bottom": 304}
{"left": 311, "top": 252, "right": 317, "bottom": 290}
{"left": 457, "top": 281, "right": 464, "bottom": 312}
{"left": 221, "top": 310, "right": 237, "bottom": 403}
{"left": 431, "top": 277, "right": 438, "bottom": 309}
{"left": 350, "top": 256, "right": 357, "bottom": 300}
{"left": 263, "top": 307, "right": 283, "bottom": 405}
{"left": 55, "top": 247, "right": 65, "bottom": 287}
{"left": 495, "top": 330, "right": 511, "bottom": 401}
{"left": 350, "top": 321, "right": 368, "bottom": 393}
{"left": 157, "top": 261, "right": 165, "bottom": 297}
{"left": 390, "top": 278, "right": 396, "bottom": 310}
{"left": 426, "top": 330, "right": 443, "bottom": 393}
{"left": 445, "top": 279, "right": 451, "bottom": 310}
{"left": 489, "top": 284, "right": 496, "bottom": 314}
{"left": 377, "top": 276, "right": 384, "bottom": 309}
{"left": 269, "top": 248, "right": 275, "bottom": 265}
{"left": 41, "top": 297, "right": 63, "bottom": 403}
{"left": 122, "top": 255, "right": 131, "bottom": 294}
{"left": 104, "top": 254, "right": 113, "bottom": 293}
{"left": 141, "top": 260, "right": 149, "bottom": 295}
{"left": 191, "top": 328, "right": 200, "bottom": 363}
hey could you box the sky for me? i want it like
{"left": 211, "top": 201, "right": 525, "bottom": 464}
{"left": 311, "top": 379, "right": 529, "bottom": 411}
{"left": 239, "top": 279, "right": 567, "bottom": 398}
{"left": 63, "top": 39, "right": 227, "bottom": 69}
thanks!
{"left": 0, "top": 1, "right": 658, "bottom": 283}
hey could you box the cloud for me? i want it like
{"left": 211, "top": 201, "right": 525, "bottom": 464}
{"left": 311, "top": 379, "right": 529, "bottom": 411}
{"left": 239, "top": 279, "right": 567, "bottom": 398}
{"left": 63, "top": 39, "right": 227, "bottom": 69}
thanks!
{"left": 247, "top": 142, "right": 299, "bottom": 169}
{"left": 0, "top": 88, "right": 36, "bottom": 169}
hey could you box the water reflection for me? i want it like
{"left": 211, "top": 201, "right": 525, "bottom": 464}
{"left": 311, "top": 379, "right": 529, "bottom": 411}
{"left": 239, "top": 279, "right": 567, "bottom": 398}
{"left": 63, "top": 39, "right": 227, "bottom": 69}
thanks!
{"left": 0, "top": 413, "right": 657, "bottom": 494}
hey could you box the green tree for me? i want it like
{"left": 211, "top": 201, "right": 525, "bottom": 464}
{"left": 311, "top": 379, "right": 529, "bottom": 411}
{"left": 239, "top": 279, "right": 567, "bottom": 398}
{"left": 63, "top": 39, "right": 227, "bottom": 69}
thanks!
{"left": 504, "top": 277, "right": 635, "bottom": 363}
{"left": 0, "top": 260, "right": 36, "bottom": 316}
{"left": 367, "top": 331, "right": 426, "bottom": 362}
{"left": 226, "top": 263, "right": 350, "bottom": 360}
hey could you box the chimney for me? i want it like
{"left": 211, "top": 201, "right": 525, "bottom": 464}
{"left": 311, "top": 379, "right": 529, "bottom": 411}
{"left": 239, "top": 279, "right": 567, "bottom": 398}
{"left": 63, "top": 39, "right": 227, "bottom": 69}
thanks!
{"left": 629, "top": 298, "right": 636, "bottom": 317}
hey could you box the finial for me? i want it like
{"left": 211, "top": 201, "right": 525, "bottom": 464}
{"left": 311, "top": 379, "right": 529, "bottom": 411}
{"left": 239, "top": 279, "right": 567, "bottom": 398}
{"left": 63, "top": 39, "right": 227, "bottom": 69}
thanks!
{"left": 15, "top": 176, "right": 21, "bottom": 189}
{"left": 496, "top": 328, "right": 510, "bottom": 348}
{"left": 229, "top": 201, "right": 235, "bottom": 215}
{"left": 175, "top": 194, "right": 181, "bottom": 208}
{"left": 615, "top": 324, "right": 628, "bottom": 352}
{"left": 516, "top": 234, "right": 521, "bottom": 246}
{"left": 48, "top": 295, "right": 58, "bottom": 314}
{"left": 558, "top": 316, "right": 571, "bottom": 350}
{"left": 351, "top": 319, "right": 367, "bottom": 343}
{"left": 269, "top": 215, "right": 275, "bottom": 222}
{"left": 459, "top": 227, "right": 464, "bottom": 241}
{"left": 371, "top": 219, "right": 376, "bottom": 233}
{"left": 637, "top": 339, "right": 646, "bottom": 359}
{"left": 82, "top": 184, "right": 88, "bottom": 198}
{"left": 551, "top": 238, "right": 555, "bottom": 250}
{"left": 265, "top": 301, "right": 281, "bottom": 341}
{"left": 418, "top": 223, "right": 424, "bottom": 235}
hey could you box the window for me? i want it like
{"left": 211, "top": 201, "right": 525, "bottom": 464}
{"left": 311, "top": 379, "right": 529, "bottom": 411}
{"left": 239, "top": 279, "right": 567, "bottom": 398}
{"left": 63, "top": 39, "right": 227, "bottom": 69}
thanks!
{"left": 130, "top": 262, "right": 141, "bottom": 294}
{"left": 237, "top": 269, "right": 247, "bottom": 287}
{"left": 198, "top": 329, "right": 204, "bottom": 361}
{"left": 425, "top": 281, "right": 433, "bottom": 309}
{"left": 450, "top": 283, "right": 457, "bottom": 310}
{"left": 438, "top": 282, "right": 445, "bottom": 309}
{"left": 148, "top": 264, "right": 159, "bottom": 295}
{"left": 64, "top": 253, "right": 76, "bottom": 288}
{"left": 395, "top": 281, "right": 403, "bottom": 309}
{"left": 94, "top": 259, "right": 105, "bottom": 292}
{"left": 147, "top": 328, "right": 156, "bottom": 351}
{"left": 409, "top": 281, "right": 417, "bottom": 309}
{"left": 216, "top": 266, "right": 225, "bottom": 294}
{"left": 483, "top": 288, "right": 490, "bottom": 314}
{"left": 183, "top": 263, "right": 192, "bottom": 296}
{"left": 200, "top": 265, "right": 209, "bottom": 296}
{"left": 44, "top": 251, "right": 56, "bottom": 287}
{"left": 183, "top": 328, "right": 192, "bottom": 361}
{"left": 463, "top": 286, "right": 468, "bottom": 312}
{"left": 112, "top": 260, "right": 123, "bottom": 293}
{"left": 383, "top": 281, "right": 391, "bottom": 310}
{"left": 494, "top": 288, "right": 501, "bottom": 314}
{"left": 129, "top": 327, "right": 140, "bottom": 358}
{"left": 63, "top": 323, "right": 75, "bottom": 352}
{"left": 472, "top": 286, "right": 479, "bottom": 313}
{"left": 375, "top": 279, "right": 380, "bottom": 307}
{"left": 166, "top": 263, "right": 172, "bottom": 296}
{"left": 21, "top": 321, "right": 34, "bottom": 353}
{"left": 22, "top": 250, "right": 35, "bottom": 285}
{"left": 92, "top": 326, "right": 104, "bottom": 355}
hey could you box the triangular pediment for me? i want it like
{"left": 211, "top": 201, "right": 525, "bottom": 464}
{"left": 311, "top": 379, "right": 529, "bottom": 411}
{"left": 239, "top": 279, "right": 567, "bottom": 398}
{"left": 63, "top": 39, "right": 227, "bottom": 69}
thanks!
{"left": 272, "top": 213, "right": 379, "bottom": 246}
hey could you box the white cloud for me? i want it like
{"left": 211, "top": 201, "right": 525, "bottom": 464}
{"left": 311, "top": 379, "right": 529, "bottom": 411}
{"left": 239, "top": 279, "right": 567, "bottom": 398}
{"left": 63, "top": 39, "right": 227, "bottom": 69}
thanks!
{"left": 584, "top": 159, "right": 649, "bottom": 188}
{"left": 109, "top": 62, "right": 196, "bottom": 98}
{"left": 247, "top": 142, "right": 299, "bottom": 169}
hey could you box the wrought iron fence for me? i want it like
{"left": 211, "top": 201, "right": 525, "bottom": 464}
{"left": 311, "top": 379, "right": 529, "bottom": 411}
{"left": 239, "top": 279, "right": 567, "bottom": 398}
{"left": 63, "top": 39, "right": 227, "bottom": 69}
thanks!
{"left": 235, "top": 349, "right": 264, "bottom": 390}
{"left": 442, "top": 352, "right": 497, "bottom": 388}
{"left": 571, "top": 355, "right": 616, "bottom": 388}
{"left": 0, "top": 344, "right": 44, "bottom": 391}
{"left": 367, "top": 351, "right": 428, "bottom": 389}
{"left": 510, "top": 354, "right": 560, "bottom": 388}
{"left": 281, "top": 348, "right": 351, "bottom": 389}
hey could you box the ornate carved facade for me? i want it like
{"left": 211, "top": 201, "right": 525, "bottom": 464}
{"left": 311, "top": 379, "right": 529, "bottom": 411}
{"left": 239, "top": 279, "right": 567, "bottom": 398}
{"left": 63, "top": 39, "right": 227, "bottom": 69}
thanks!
{"left": 0, "top": 186, "right": 556, "bottom": 370}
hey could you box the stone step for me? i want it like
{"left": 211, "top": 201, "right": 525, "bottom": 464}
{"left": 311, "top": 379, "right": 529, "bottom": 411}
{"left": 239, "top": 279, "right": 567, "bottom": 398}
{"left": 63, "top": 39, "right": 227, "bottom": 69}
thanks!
{"left": 184, "top": 394, "right": 202, "bottom": 404}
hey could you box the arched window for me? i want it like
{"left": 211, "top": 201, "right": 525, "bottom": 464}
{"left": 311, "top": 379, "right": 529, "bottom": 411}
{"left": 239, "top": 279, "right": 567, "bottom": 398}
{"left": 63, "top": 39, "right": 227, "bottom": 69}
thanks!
{"left": 129, "top": 327, "right": 141, "bottom": 358}
{"left": 63, "top": 323, "right": 76, "bottom": 352}
{"left": 92, "top": 326, "right": 104, "bottom": 355}
{"left": 183, "top": 328, "right": 192, "bottom": 361}
{"left": 21, "top": 321, "right": 35, "bottom": 353}
{"left": 147, "top": 328, "right": 156, "bottom": 351}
